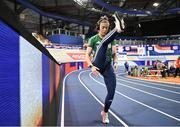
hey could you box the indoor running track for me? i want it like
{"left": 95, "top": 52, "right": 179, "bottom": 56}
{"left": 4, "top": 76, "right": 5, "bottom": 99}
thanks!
{"left": 61, "top": 69, "right": 180, "bottom": 126}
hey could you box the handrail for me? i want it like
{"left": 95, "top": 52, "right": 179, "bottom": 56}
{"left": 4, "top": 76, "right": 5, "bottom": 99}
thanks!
{"left": 46, "top": 28, "right": 82, "bottom": 37}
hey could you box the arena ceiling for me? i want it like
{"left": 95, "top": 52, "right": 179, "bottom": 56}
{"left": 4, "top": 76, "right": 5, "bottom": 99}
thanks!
{"left": 5, "top": 0, "right": 180, "bottom": 36}
{"left": 21, "top": 0, "right": 180, "bottom": 23}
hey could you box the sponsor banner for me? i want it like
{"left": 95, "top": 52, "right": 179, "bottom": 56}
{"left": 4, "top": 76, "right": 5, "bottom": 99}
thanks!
{"left": 126, "top": 52, "right": 138, "bottom": 55}
{"left": 117, "top": 54, "right": 127, "bottom": 60}
{"left": 125, "top": 46, "right": 130, "bottom": 51}
{"left": 154, "top": 45, "right": 174, "bottom": 53}
{"left": 124, "top": 55, "right": 178, "bottom": 61}
{"left": 47, "top": 48, "right": 86, "bottom": 63}
{"left": 148, "top": 46, "right": 153, "bottom": 51}
{"left": 137, "top": 55, "right": 166, "bottom": 61}
{"left": 117, "top": 46, "right": 124, "bottom": 53}
{"left": 131, "top": 45, "right": 138, "bottom": 49}
{"left": 137, "top": 47, "right": 146, "bottom": 55}
{"left": 172, "top": 46, "right": 178, "bottom": 50}
{"left": 66, "top": 53, "right": 85, "bottom": 60}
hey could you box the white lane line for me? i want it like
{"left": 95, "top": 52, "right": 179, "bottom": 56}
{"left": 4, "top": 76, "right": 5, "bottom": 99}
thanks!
{"left": 61, "top": 70, "right": 78, "bottom": 127}
{"left": 100, "top": 74, "right": 180, "bottom": 95}
{"left": 78, "top": 70, "right": 129, "bottom": 127}
{"left": 99, "top": 74, "right": 180, "bottom": 103}
{"left": 117, "top": 77, "right": 180, "bottom": 95}
{"left": 120, "top": 76, "right": 180, "bottom": 89}
{"left": 89, "top": 72, "right": 180, "bottom": 122}
{"left": 116, "top": 79, "right": 180, "bottom": 104}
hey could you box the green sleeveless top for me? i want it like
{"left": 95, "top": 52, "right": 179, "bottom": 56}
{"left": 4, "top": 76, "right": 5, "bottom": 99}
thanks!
{"left": 88, "top": 34, "right": 116, "bottom": 62}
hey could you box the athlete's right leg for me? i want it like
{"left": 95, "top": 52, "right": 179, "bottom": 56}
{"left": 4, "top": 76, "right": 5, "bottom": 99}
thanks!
{"left": 92, "top": 13, "right": 125, "bottom": 71}
{"left": 92, "top": 28, "right": 118, "bottom": 70}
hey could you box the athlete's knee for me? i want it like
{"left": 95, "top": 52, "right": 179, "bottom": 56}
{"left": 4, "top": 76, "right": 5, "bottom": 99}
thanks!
{"left": 107, "top": 99, "right": 113, "bottom": 104}
{"left": 108, "top": 92, "right": 115, "bottom": 100}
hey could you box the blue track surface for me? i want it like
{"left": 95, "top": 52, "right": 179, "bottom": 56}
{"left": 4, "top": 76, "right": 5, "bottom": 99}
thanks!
{"left": 62, "top": 69, "right": 180, "bottom": 126}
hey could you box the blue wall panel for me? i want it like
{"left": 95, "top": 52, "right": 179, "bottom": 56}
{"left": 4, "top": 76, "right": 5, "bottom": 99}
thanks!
{"left": 0, "top": 20, "right": 20, "bottom": 125}
{"left": 42, "top": 54, "right": 50, "bottom": 109}
{"left": 48, "top": 34, "right": 83, "bottom": 45}
{"left": 78, "top": 62, "right": 83, "bottom": 69}
{"left": 134, "top": 61, "right": 145, "bottom": 66}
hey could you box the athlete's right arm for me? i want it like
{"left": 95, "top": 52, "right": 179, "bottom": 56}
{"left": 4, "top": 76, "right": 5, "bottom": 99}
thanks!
{"left": 86, "top": 47, "right": 93, "bottom": 67}
{"left": 86, "top": 47, "right": 100, "bottom": 76}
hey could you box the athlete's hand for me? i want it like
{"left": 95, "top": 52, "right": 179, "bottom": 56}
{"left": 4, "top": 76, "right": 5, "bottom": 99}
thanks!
{"left": 91, "top": 66, "right": 100, "bottom": 76}
{"left": 113, "top": 62, "right": 118, "bottom": 70}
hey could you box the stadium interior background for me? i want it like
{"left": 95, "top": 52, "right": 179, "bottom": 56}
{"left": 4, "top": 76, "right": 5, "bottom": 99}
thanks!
{"left": 0, "top": 0, "right": 180, "bottom": 126}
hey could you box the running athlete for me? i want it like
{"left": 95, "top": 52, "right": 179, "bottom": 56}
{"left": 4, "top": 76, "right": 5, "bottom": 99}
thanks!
{"left": 86, "top": 13, "right": 125, "bottom": 124}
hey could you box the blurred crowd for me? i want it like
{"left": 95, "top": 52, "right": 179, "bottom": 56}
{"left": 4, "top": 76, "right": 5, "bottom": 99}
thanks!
{"left": 125, "top": 56, "right": 180, "bottom": 78}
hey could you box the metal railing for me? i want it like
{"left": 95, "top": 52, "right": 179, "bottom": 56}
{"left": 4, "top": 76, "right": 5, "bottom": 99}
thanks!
{"left": 46, "top": 28, "right": 82, "bottom": 37}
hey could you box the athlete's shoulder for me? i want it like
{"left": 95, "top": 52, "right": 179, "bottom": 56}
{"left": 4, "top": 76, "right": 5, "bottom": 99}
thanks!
{"left": 89, "top": 34, "right": 99, "bottom": 41}
{"left": 88, "top": 34, "right": 98, "bottom": 47}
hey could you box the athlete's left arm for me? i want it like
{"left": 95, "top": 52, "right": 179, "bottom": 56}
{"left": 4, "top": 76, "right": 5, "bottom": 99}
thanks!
{"left": 112, "top": 45, "right": 118, "bottom": 63}
{"left": 112, "top": 45, "right": 118, "bottom": 70}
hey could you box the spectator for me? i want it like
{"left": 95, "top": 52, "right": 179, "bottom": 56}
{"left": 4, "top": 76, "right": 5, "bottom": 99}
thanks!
{"left": 174, "top": 56, "right": 180, "bottom": 77}
{"left": 133, "top": 66, "right": 138, "bottom": 76}
{"left": 156, "top": 60, "right": 163, "bottom": 70}
{"left": 168, "top": 65, "right": 176, "bottom": 77}
{"left": 143, "top": 66, "right": 149, "bottom": 77}
{"left": 153, "top": 60, "right": 158, "bottom": 69}
{"left": 124, "top": 61, "right": 129, "bottom": 72}
{"left": 161, "top": 63, "right": 168, "bottom": 78}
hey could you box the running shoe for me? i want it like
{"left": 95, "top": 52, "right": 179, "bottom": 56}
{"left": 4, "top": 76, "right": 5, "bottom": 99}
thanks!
{"left": 101, "top": 111, "right": 110, "bottom": 124}
{"left": 113, "top": 12, "right": 125, "bottom": 32}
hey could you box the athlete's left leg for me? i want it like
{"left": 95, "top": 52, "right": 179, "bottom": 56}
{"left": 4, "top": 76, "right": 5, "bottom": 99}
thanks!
{"left": 100, "top": 64, "right": 116, "bottom": 124}
{"left": 102, "top": 64, "right": 116, "bottom": 112}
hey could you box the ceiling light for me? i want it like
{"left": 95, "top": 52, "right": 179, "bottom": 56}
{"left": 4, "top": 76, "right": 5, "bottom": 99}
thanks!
{"left": 73, "top": 0, "right": 88, "bottom": 7}
{"left": 153, "top": 2, "right": 159, "bottom": 7}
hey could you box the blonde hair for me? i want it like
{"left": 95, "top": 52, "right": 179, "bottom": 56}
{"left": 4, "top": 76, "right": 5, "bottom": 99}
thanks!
{"left": 97, "top": 15, "right": 109, "bottom": 25}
